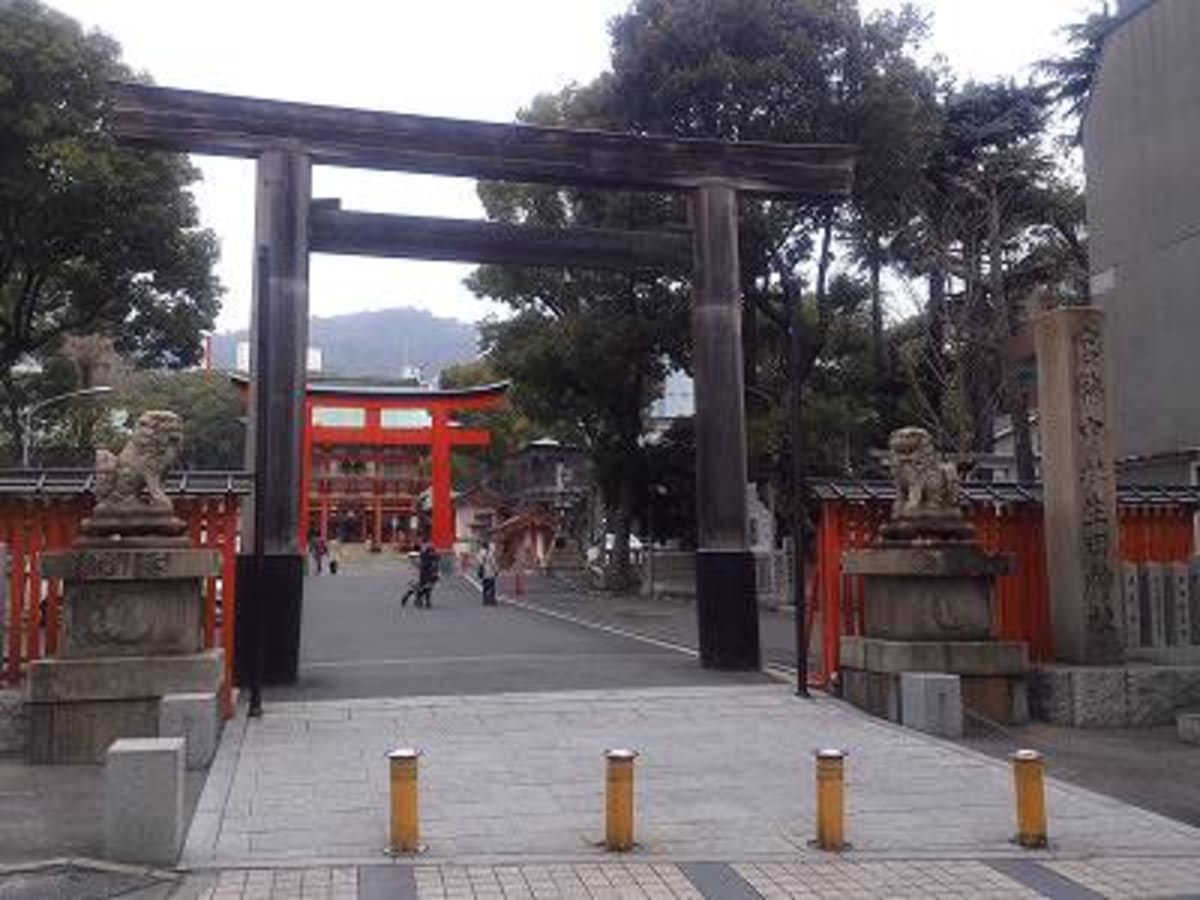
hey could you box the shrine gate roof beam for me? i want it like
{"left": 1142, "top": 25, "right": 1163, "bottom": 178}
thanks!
{"left": 110, "top": 83, "right": 855, "bottom": 198}
{"left": 310, "top": 205, "right": 693, "bottom": 274}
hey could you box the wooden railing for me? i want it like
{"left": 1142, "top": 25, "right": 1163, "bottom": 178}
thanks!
{"left": 0, "top": 476, "right": 246, "bottom": 713}
{"left": 812, "top": 482, "right": 1197, "bottom": 687}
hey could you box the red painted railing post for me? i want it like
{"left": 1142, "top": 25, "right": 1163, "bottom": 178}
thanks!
{"left": 26, "top": 505, "right": 43, "bottom": 664}
{"left": 219, "top": 496, "right": 239, "bottom": 719}
{"left": 6, "top": 519, "right": 24, "bottom": 684}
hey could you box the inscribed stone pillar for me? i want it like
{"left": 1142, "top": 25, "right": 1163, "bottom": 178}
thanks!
{"left": 1034, "top": 307, "right": 1123, "bottom": 664}
{"left": 689, "top": 183, "right": 761, "bottom": 670}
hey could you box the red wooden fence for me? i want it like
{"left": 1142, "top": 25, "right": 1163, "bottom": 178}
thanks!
{"left": 0, "top": 492, "right": 243, "bottom": 717}
{"left": 812, "top": 492, "right": 1195, "bottom": 688}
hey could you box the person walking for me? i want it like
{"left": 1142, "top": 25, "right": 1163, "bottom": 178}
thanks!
{"left": 478, "top": 542, "right": 498, "bottom": 606}
{"left": 313, "top": 535, "right": 327, "bottom": 574}
{"left": 416, "top": 543, "right": 439, "bottom": 608}
{"left": 401, "top": 543, "right": 439, "bottom": 608}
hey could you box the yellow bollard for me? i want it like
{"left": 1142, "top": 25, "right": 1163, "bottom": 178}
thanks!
{"left": 1011, "top": 749, "right": 1047, "bottom": 848}
{"left": 814, "top": 748, "right": 846, "bottom": 851}
{"left": 387, "top": 747, "right": 423, "bottom": 854}
{"left": 605, "top": 748, "right": 637, "bottom": 851}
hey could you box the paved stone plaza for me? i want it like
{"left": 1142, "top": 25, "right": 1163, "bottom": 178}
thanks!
{"left": 183, "top": 683, "right": 1200, "bottom": 869}
{"left": 7, "top": 575, "right": 1200, "bottom": 898}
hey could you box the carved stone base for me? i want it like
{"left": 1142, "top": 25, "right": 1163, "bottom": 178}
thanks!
{"left": 843, "top": 546, "right": 1011, "bottom": 642}
{"left": 40, "top": 548, "right": 221, "bottom": 658}
{"left": 28, "top": 698, "right": 160, "bottom": 765}
{"left": 80, "top": 507, "right": 187, "bottom": 541}
{"left": 26, "top": 650, "right": 222, "bottom": 764}
{"left": 879, "top": 514, "right": 976, "bottom": 545}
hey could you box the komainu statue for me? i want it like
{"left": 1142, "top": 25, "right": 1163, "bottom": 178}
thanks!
{"left": 880, "top": 426, "right": 974, "bottom": 544}
{"left": 81, "top": 410, "right": 187, "bottom": 542}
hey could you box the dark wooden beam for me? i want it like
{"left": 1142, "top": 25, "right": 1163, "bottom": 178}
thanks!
{"left": 110, "top": 82, "right": 855, "bottom": 198}
{"left": 309, "top": 205, "right": 693, "bottom": 273}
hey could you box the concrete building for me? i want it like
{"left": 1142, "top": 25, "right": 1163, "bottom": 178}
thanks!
{"left": 1085, "top": 0, "right": 1200, "bottom": 483}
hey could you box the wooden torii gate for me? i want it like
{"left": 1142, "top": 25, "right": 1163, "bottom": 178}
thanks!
{"left": 111, "top": 83, "right": 854, "bottom": 683}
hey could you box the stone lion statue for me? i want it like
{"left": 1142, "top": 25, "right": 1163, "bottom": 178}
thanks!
{"left": 888, "top": 427, "right": 959, "bottom": 518}
{"left": 83, "top": 410, "right": 186, "bottom": 540}
{"left": 882, "top": 427, "right": 972, "bottom": 543}
{"left": 95, "top": 410, "right": 183, "bottom": 512}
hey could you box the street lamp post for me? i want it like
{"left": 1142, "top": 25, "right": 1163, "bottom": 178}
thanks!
{"left": 20, "top": 385, "right": 114, "bottom": 468}
{"left": 647, "top": 483, "right": 668, "bottom": 600}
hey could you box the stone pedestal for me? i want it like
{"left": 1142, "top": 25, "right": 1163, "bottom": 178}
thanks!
{"left": 27, "top": 546, "right": 221, "bottom": 764}
{"left": 840, "top": 545, "right": 1030, "bottom": 727}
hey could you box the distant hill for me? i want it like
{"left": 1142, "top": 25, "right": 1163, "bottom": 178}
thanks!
{"left": 210, "top": 308, "right": 481, "bottom": 380}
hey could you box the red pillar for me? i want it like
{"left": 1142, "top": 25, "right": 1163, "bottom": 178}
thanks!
{"left": 431, "top": 408, "right": 453, "bottom": 551}
{"left": 298, "top": 398, "right": 313, "bottom": 548}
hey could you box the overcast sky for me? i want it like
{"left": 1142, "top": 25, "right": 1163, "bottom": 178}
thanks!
{"left": 51, "top": 0, "right": 1094, "bottom": 333}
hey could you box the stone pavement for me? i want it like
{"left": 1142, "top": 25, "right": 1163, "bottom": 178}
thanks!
{"left": 507, "top": 575, "right": 1200, "bottom": 830}
{"left": 183, "top": 683, "right": 1200, "bottom": 869}
{"left": 267, "top": 573, "right": 766, "bottom": 703}
{"left": 505, "top": 574, "right": 814, "bottom": 676}
{"left": 8, "top": 856, "right": 1200, "bottom": 899}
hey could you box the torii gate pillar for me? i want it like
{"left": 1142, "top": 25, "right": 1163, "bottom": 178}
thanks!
{"left": 236, "top": 146, "right": 311, "bottom": 686}
{"left": 691, "top": 183, "right": 761, "bottom": 670}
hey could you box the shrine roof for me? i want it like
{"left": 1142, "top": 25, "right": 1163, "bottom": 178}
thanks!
{"left": 0, "top": 470, "right": 252, "bottom": 495}
{"left": 229, "top": 371, "right": 509, "bottom": 401}
{"left": 810, "top": 478, "right": 1200, "bottom": 508}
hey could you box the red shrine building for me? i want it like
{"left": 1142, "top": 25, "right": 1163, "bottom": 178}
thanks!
{"left": 233, "top": 375, "right": 508, "bottom": 551}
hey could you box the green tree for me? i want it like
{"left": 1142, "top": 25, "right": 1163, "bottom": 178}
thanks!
{"left": 467, "top": 77, "right": 690, "bottom": 591}
{"left": 0, "top": 0, "right": 221, "bottom": 453}
{"left": 891, "top": 79, "right": 1062, "bottom": 470}
{"left": 1038, "top": 3, "right": 1114, "bottom": 143}
{"left": 114, "top": 370, "right": 244, "bottom": 469}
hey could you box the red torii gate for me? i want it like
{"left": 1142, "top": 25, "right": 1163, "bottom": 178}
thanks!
{"left": 233, "top": 376, "right": 508, "bottom": 551}
{"left": 301, "top": 380, "right": 506, "bottom": 551}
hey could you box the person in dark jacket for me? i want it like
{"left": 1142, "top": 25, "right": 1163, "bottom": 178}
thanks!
{"left": 401, "top": 543, "right": 440, "bottom": 608}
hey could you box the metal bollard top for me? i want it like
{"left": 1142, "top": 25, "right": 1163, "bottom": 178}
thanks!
{"left": 1011, "top": 748, "right": 1042, "bottom": 763}
{"left": 816, "top": 748, "right": 847, "bottom": 760}
{"left": 605, "top": 748, "right": 638, "bottom": 761}
{"left": 388, "top": 747, "right": 422, "bottom": 761}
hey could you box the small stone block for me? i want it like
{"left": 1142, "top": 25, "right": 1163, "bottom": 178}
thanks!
{"left": 103, "top": 737, "right": 184, "bottom": 866}
{"left": 159, "top": 692, "right": 219, "bottom": 769}
{"left": 0, "top": 689, "right": 27, "bottom": 755}
{"left": 1179, "top": 712, "right": 1200, "bottom": 744}
{"left": 899, "top": 672, "right": 963, "bottom": 738}
{"left": 839, "top": 636, "right": 866, "bottom": 670}
{"left": 1071, "top": 667, "right": 1129, "bottom": 727}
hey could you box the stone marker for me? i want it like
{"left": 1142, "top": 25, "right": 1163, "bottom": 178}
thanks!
{"left": 1034, "top": 307, "right": 1123, "bottom": 664}
{"left": 159, "top": 692, "right": 220, "bottom": 769}
{"left": 103, "top": 736, "right": 184, "bottom": 866}
{"left": 900, "top": 672, "right": 963, "bottom": 738}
